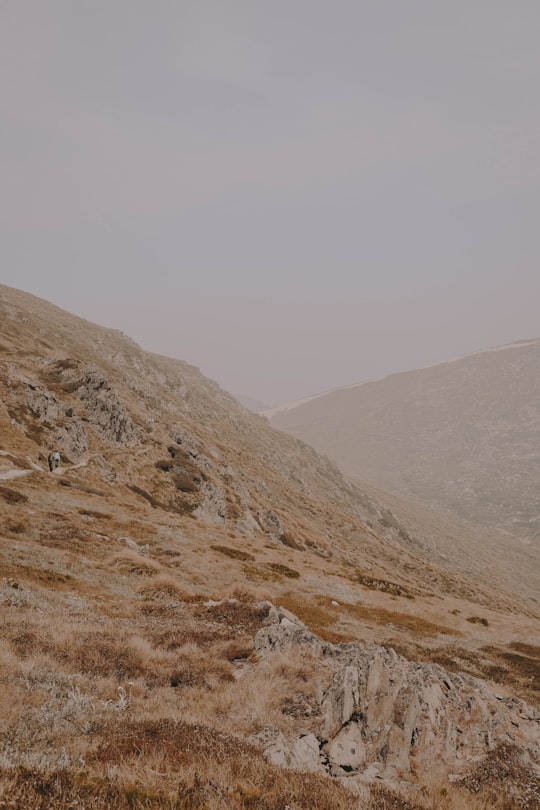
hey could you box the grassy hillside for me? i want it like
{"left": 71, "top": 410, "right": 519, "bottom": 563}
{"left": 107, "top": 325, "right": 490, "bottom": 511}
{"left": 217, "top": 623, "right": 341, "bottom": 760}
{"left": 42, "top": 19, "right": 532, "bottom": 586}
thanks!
{"left": 1, "top": 285, "right": 539, "bottom": 809}
{"left": 271, "top": 340, "right": 540, "bottom": 541}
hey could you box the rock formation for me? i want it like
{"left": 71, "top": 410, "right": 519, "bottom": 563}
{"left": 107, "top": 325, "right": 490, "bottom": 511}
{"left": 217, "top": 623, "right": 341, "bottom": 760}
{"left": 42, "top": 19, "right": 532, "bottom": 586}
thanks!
{"left": 254, "top": 607, "right": 540, "bottom": 790}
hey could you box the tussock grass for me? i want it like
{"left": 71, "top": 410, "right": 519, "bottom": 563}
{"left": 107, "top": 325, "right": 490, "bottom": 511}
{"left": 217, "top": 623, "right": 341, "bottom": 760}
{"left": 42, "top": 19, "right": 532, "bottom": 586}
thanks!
{"left": 479, "top": 645, "right": 540, "bottom": 705}
{"left": 458, "top": 743, "right": 540, "bottom": 809}
{"left": 59, "top": 630, "right": 149, "bottom": 680}
{"left": 353, "top": 570, "right": 417, "bottom": 599}
{"left": 89, "top": 718, "right": 357, "bottom": 808}
{"left": 510, "top": 641, "right": 540, "bottom": 658}
{"left": 0, "top": 554, "right": 537, "bottom": 810}
{"left": 6, "top": 521, "right": 27, "bottom": 535}
{"left": 169, "top": 650, "right": 235, "bottom": 690}
{"left": 278, "top": 595, "right": 336, "bottom": 631}
{"left": 266, "top": 562, "right": 300, "bottom": 579}
{"left": 78, "top": 508, "right": 111, "bottom": 519}
{"left": 194, "top": 599, "right": 270, "bottom": 634}
{"left": 276, "top": 594, "right": 461, "bottom": 645}
{"left": 467, "top": 615, "right": 489, "bottom": 626}
{"left": 225, "top": 585, "right": 272, "bottom": 604}
{"left": 0, "top": 485, "right": 28, "bottom": 504}
{"left": 138, "top": 576, "right": 200, "bottom": 603}
{"left": 111, "top": 550, "right": 161, "bottom": 577}
{"left": 0, "top": 581, "right": 51, "bottom": 611}
{"left": 341, "top": 602, "right": 461, "bottom": 637}
{"left": 211, "top": 544, "right": 254, "bottom": 562}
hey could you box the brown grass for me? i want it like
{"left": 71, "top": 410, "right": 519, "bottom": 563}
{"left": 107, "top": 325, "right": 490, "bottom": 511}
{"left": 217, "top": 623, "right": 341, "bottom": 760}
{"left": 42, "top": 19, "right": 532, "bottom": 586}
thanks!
{"left": 341, "top": 602, "right": 461, "bottom": 637}
{"left": 59, "top": 630, "right": 149, "bottom": 680}
{"left": 266, "top": 563, "right": 300, "bottom": 579}
{"left": 86, "top": 718, "right": 360, "bottom": 809}
{"left": 480, "top": 645, "right": 540, "bottom": 705}
{"left": 510, "top": 641, "right": 540, "bottom": 658}
{"left": 194, "top": 600, "right": 270, "bottom": 634}
{"left": 0, "top": 485, "right": 28, "bottom": 504}
{"left": 0, "top": 550, "right": 538, "bottom": 810}
{"left": 458, "top": 743, "right": 540, "bottom": 809}
{"left": 211, "top": 544, "right": 254, "bottom": 562}
{"left": 278, "top": 596, "right": 336, "bottom": 631}
{"left": 138, "top": 577, "right": 201, "bottom": 603}
{"left": 466, "top": 615, "right": 489, "bottom": 626}
{"left": 111, "top": 551, "right": 161, "bottom": 577}
{"left": 59, "top": 479, "right": 106, "bottom": 496}
{"left": 353, "top": 570, "right": 417, "bottom": 599}
{"left": 277, "top": 595, "right": 459, "bottom": 641}
{"left": 169, "top": 654, "right": 234, "bottom": 690}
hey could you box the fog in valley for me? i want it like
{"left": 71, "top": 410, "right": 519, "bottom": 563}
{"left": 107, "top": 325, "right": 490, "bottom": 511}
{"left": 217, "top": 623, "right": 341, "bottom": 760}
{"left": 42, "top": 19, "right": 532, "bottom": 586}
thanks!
{"left": 2, "top": 1, "right": 540, "bottom": 405}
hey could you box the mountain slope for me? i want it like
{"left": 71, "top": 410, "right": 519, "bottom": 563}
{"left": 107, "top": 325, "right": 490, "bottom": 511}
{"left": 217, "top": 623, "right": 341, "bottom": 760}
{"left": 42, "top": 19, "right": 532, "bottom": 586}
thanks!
{"left": 271, "top": 340, "right": 540, "bottom": 540}
{"left": 1, "top": 284, "right": 540, "bottom": 809}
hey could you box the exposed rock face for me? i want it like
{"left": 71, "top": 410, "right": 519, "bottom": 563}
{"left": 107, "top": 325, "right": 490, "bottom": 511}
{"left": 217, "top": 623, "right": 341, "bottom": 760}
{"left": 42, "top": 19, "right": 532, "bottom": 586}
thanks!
{"left": 54, "top": 414, "right": 89, "bottom": 460}
{"left": 3, "top": 373, "right": 89, "bottom": 459}
{"left": 257, "top": 509, "right": 285, "bottom": 541}
{"left": 252, "top": 728, "right": 325, "bottom": 774}
{"left": 254, "top": 608, "right": 540, "bottom": 786}
{"left": 59, "top": 365, "right": 140, "bottom": 445}
{"left": 2, "top": 358, "right": 140, "bottom": 460}
{"left": 195, "top": 480, "right": 227, "bottom": 524}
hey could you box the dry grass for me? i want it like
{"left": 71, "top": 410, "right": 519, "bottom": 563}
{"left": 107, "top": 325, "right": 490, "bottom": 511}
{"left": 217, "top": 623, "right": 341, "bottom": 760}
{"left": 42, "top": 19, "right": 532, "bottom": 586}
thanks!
{"left": 458, "top": 743, "right": 540, "bottom": 809}
{"left": 111, "top": 550, "right": 162, "bottom": 577}
{"left": 0, "top": 484, "right": 28, "bottom": 504}
{"left": 385, "top": 638, "right": 540, "bottom": 710}
{"left": 341, "top": 602, "right": 461, "bottom": 637}
{"left": 211, "top": 544, "right": 255, "bottom": 562}
{"left": 2, "top": 285, "right": 540, "bottom": 809}
{"left": 271, "top": 562, "right": 301, "bottom": 578}
{"left": 467, "top": 615, "right": 489, "bottom": 626}
{"left": 0, "top": 542, "right": 538, "bottom": 810}
{"left": 277, "top": 595, "right": 336, "bottom": 631}
{"left": 353, "top": 570, "right": 417, "bottom": 599}
{"left": 138, "top": 576, "right": 202, "bottom": 603}
{"left": 480, "top": 645, "right": 540, "bottom": 706}
{"left": 276, "top": 594, "right": 460, "bottom": 642}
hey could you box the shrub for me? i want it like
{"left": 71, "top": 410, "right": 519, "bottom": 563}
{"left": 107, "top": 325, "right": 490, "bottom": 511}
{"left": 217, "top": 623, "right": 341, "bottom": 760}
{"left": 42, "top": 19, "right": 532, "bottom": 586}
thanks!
{"left": 467, "top": 616, "right": 489, "bottom": 627}
{"left": 211, "top": 545, "right": 254, "bottom": 562}
{"left": 266, "top": 563, "right": 300, "bottom": 579}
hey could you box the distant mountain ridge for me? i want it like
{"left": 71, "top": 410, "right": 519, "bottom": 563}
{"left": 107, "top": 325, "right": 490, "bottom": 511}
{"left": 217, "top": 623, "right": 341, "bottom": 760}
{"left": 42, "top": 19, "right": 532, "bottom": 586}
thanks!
{"left": 234, "top": 393, "right": 270, "bottom": 413}
{"left": 271, "top": 338, "right": 540, "bottom": 540}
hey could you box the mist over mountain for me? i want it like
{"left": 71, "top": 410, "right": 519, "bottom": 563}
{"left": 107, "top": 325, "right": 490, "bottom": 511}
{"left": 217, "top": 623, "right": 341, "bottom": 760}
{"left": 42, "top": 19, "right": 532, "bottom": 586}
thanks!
{"left": 271, "top": 340, "right": 540, "bottom": 541}
{"left": 234, "top": 394, "right": 270, "bottom": 413}
{"left": 1, "top": 283, "right": 540, "bottom": 809}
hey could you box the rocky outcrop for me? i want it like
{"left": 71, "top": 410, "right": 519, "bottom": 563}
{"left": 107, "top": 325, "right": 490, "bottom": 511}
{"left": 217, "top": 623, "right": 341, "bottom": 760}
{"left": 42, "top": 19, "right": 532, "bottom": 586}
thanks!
{"left": 3, "top": 360, "right": 140, "bottom": 458}
{"left": 254, "top": 608, "right": 540, "bottom": 786}
{"left": 195, "top": 480, "right": 227, "bottom": 525}
{"left": 3, "top": 372, "right": 88, "bottom": 459}
{"left": 257, "top": 509, "right": 286, "bottom": 542}
{"left": 57, "top": 364, "right": 140, "bottom": 446}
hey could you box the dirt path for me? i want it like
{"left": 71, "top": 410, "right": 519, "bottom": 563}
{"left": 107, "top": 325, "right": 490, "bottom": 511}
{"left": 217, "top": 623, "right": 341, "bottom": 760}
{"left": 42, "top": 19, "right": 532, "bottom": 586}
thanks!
{"left": 0, "top": 456, "right": 89, "bottom": 481}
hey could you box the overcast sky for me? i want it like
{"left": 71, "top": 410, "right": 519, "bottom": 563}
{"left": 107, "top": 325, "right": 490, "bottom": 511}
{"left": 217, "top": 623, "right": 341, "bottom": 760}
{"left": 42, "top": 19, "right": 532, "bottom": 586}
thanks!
{"left": 1, "top": 2, "right": 539, "bottom": 405}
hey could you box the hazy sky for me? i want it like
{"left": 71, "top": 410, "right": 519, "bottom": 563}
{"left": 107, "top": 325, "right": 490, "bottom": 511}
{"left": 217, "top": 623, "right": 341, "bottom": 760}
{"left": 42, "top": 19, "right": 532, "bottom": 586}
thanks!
{"left": 2, "top": 2, "right": 539, "bottom": 405}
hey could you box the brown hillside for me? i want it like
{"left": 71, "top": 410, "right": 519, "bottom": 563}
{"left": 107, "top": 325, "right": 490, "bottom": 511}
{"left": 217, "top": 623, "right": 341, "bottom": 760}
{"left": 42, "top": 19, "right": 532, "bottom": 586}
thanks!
{"left": 1, "top": 284, "right": 539, "bottom": 809}
{"left": 270, "top": 340, "right": 540, "bottom": 541}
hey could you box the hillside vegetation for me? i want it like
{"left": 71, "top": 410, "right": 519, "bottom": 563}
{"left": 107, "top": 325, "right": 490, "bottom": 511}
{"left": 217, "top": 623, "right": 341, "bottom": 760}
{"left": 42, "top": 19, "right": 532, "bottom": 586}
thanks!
{"left": 271, "top": 340, "right": 540, "bottom": 541}
{"left": 1, "top": 284, "right": 540, "bottom": 809}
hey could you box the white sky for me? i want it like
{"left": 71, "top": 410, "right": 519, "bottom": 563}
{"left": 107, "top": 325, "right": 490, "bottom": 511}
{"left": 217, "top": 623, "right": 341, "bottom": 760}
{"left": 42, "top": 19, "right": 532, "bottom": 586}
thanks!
{"left": 1, "top": 1, "right": 539, "bottom": 405}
